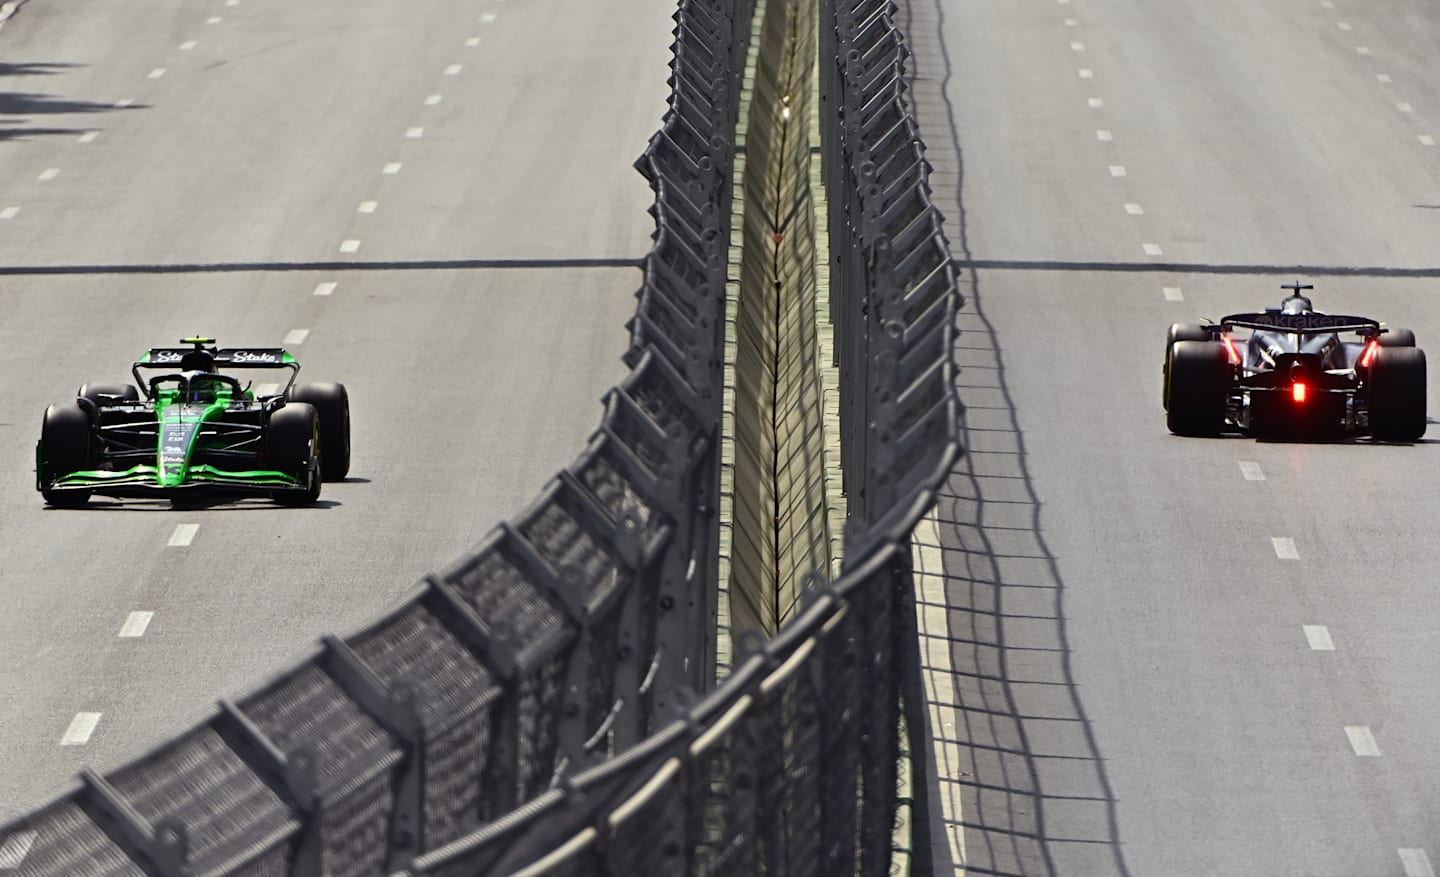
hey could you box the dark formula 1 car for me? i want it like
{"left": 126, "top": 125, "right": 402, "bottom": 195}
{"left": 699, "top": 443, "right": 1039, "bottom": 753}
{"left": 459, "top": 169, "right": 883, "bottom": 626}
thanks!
{"left": 37, "top": 337, "right": 350, "bottom": 506}
{"left": 1163, "top": 283, "right": 1426, "bottom": 440}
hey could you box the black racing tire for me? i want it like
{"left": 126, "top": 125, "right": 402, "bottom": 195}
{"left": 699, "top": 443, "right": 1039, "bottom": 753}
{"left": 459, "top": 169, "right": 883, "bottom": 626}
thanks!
{"left": 40, "top": 403, "right": 94, "bottom": 506}
{"left": 287, "top": 382, "right": 350, "bottom": 481}
{"left": 1379, "top": 327, "right": 1416, "bottom": 348}
{"left": 77, "top": 383, "right": 140, "bottom": 406}
{"left": 268, "top": 402, "right": 322, "bottom": 505}
{"left": 1163, "top": 324, "right": 1213, "bottom": 411}
{"left": 1166, "top": 340, "right": 1231, "bottom": 436}
{"left": 1369, "top": 346, "right": 1426, "bottom": 441}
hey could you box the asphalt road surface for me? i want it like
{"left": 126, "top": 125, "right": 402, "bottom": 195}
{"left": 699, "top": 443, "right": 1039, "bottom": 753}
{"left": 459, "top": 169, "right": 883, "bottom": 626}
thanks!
{"left": 0, "top": 0, "right": 674, "bottom": 822}
{"left": 901, "top": 0, "right": 1440, "bottom": 874}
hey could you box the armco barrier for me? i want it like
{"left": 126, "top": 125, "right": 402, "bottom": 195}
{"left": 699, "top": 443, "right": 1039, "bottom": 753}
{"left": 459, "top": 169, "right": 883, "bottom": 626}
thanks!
{"left": 0, "top": 0, "right": 745, "bottom": 872}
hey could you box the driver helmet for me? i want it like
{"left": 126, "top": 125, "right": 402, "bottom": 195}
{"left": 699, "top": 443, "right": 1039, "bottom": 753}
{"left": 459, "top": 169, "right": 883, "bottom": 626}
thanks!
{"left": 1281, "top": 294, "right": 1313, "bottom": 315}
{"left": 186, "top": 373, "right": 222, "bottom": 404}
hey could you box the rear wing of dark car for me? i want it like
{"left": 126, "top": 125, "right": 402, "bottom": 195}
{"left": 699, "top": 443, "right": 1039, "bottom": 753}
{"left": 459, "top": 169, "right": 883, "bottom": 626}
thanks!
{"left": 1219, "top": 312, "right": 1381, "bottom": 336}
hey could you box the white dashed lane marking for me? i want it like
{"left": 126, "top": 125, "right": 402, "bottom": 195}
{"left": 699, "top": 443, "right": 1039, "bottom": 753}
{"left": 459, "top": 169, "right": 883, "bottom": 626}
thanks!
{"left": 37, "top": 168, "right": 59, "bottom": 181}
{"left": 1070, "top": 42, "right": 1084, "bottom": 51}
{"left": 60, "top": 712, "right": 101, "bottom": 746}
{"left": 1345, "top": 725, "right": 1381, "bottom": 757}
{"left": 77, "top": 131, "right": 99, "bottom": 144}
{"left": 1271, "top": 537, "right": 1299, "bottom": 559}
{"left": 1109, "top": 165, "right": 1126, "bottom": 177}
{"left": 1356, "top": 46, "right": 1372, "bottom": 56}
{"left": 1337, "top": 21, "right": 1352, "bottom": 31}
{"left": 0, "top": 207, "right": 18, "bottom": 220}
{"left": 207, "top": 16, "right": 222, "bottom": 24}
{"left": 283, "top": 329, "right": 309, "bottom": 346}
{"left": 1421, "top": 135, "right": 1436, "bottom": 146}
{"left": 405, "top": 127, "right": 424, "bottom": 139}
{"left": 148, "top": 68, "right": 166, "bottom": 79}
{"left": 1400, "top": 849, "right": 1437, "bottom": 877}
{"left": 1303, "top": 625, "right": 1335, "bottom": 651}
{"left": 179, "top": 40, "right": 197, "bottom": 50}
{"left": 444, "top": 64, "right": 463, "bottom": 75}
{"left": 1238, "top": 461, "right": 1265, "bottom": 480}
{"left": 226, "top": 0, "right": 241, "bottom": 6}
{"left": 313, "top": 281, "right": 337, "bottom": 296}
{"left": 119, "top": 611, "right": 154, "bottom": 638}
{"left": 1398, "top": 102, "right": 1414, "bottom": 113}
{"left": 0, "top": 831, "right": 38, "bottom": 869}
{"left": 114, "top": 98, "right": 134, "bottom": 108}
{"left": 168, "top": 523, "right": 199, "bottom": 547}
{"left": 1163, "top": 286, "right": 1183, "bottom": 301}
{"left": 383, "top": 162, "right": 403, "bottom": 174}
{"left": 425, "top": 94, "right": 443, "bottom": 106}
{"left": 466, "top": 36, "right": 481, "bottom": 47}
{"left": 1064, "top": 17, "right": 1078, "bottom": 26}
{"left": 1097, "top": 129, "right": 1113, "bottom": 141}
{"left": 340, "top": 239, "right": 361, "bottom": 253}
{"left": 1088, "top": 97, "right": 1103, "bottom": 108}
{"left": 480, "top": 12, "right": 497, "bottom": 22}
{"left": 1124, "top": 202, "right": 1144, "bottom": 215}
{"left": 1142, "top": 243, "right": 1163, "bottom": 256}
{"left": 1078, "top": 68, "right": 1094, "bottom": 79}
{"left": 1378, "top": 74, "right": 1393, "bottom": 83}
{"left": 358, "top": 201, "right": 378, "bottom": 214}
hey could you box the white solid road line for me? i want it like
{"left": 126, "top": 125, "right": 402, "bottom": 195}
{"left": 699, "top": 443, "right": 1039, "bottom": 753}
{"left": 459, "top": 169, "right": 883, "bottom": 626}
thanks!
{"left": 1302, "top": 625, "right": 1335, "bottom": 651}
{"left": 313, "top": 281, "right": 337, "bottom": 296}
{"left": 119, "top": 611, "right": 154, "bottom": 638}
{"left": 1163, "top": 286, "right": 1183, "bottom": 301}
{"left": 1345, "top": 725, "right": 1381, "bottom": 757}
{"left": 283, "top": 329, "right": 309, "bottom": 346}
{"left": 405, "top": 127, "right": 424, "bottom": 139}
{"left": 1142, "top": 243, "right": 1163, "bottom": 256}
{"left": 0, "top": 831, "right": 39, "bottom": 869}
{"left": 60, "top": 712, "right": 101, "bottom": 746}
{"left": 358, "top": 200, "right": 378, "bottom": 213}
{"left": 340, "top": 239, "right": 361, "bottom": 253}
{"left": 1238, "top": 461, "right": 1265, "bottom": 481}
{"left": 1271, "top": 537, "right": 1299, "bottom": 559}
{"left": 77, "top": 131, "right": 99, "bottom": 144}
{"left": 37, "top": 168, "right": 59, "bottom": 181}
{"left": 0, "top": 207, "right": 18, "bottom": 220}
{"left": 1400, "top": 849, "right": 1437, "bottom": 877}
{"left": 1124, "top": 202, "right": 1144, "bottom": 215}
{"left": 168, "top": 523, "right": 199, "bottom": 547}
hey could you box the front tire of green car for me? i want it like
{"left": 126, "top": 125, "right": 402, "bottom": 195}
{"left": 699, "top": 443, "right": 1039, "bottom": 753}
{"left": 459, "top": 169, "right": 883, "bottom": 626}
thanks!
{"left": 269, "top": 402, "right": 322, "bottom": 506}
{"left": 40, "top": 403, "right": 93, "bottom": 507}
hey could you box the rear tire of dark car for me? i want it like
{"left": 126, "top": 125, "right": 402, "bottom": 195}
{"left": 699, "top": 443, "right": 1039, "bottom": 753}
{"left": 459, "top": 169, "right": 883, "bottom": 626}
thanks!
{"left": 40, "top": 403, "right": 93, "bottom": 507}
{"left": 287, "top": 382, "right": 349, "bottom": 481}
{"left": 1163, "top": 324, "right": 1213, "bottom": 412}
{"left": 1369, "top": 346, "right": 1426, "bottom": 441}
{"left": 1166, "top": 341, "right": 1231, "bottom": 436}
{"left": 269, "top": 402, "right": 321, "bottom": 505}
{"left": 77, "top": 383, "right": 140, "bottom": 406}
{"left": 1379, "top": 327, "right": 1416, "bottom": 348}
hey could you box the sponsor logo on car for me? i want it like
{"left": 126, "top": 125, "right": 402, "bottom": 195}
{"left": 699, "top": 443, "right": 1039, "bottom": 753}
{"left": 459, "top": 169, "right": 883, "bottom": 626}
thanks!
{"left": 230, "top": 350, "right": 280, "bottom": 363}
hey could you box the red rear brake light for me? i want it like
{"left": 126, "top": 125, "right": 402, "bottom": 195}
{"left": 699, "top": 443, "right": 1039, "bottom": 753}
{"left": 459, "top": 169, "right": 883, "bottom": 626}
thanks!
{"left": 1293, "top": 382, "right": 1307, "bottom": 403}
{"left": 1359, "top": 339, "right": 1379, "bottom": 368}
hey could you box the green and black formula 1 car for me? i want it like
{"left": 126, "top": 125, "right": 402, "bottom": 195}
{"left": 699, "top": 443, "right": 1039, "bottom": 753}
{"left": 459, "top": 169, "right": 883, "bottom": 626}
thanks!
{"left": 36, "top": 337, "right": 350, "bottom": 506}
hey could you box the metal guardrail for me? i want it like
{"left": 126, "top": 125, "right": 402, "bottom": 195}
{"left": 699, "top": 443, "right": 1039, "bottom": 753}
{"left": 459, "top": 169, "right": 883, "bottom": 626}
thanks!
{"left": 0, "top": 0, "right": 744, "bottom": 873}
{"left": 0, "top": 0, "right": 961, "bottom": 873}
